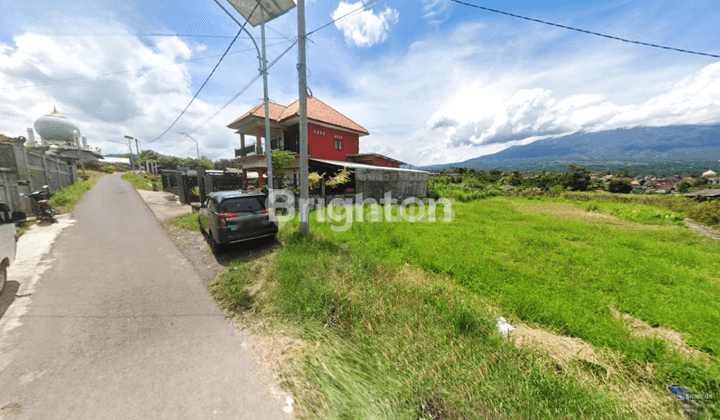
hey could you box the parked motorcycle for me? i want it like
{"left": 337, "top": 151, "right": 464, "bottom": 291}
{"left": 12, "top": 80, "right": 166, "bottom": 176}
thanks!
{"left": 23, "top": 185, "right": 56, "bottom": 223}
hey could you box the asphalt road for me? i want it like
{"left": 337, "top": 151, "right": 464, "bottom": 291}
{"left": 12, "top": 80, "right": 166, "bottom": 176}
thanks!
{"left": 0, "top": 174, "right": 287, "bottom": 419}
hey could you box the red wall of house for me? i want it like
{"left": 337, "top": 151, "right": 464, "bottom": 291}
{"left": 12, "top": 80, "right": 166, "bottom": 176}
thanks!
{"left": 307, "top": 122, "right": 359, "bottom": 161}
{"left": 350, "top": 155, "right": 401, "bottom": 168}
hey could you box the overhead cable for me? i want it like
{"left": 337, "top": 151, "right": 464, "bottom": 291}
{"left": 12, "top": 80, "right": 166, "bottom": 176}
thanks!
{"left": 150, "top": 4, "right": 258, "bottom": 143}
{"left": 449, "top": 0, "right": 720, "bottom": 59}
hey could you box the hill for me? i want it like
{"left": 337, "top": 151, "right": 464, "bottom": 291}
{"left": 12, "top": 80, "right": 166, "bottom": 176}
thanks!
{"left": 425, "top": 125, "right": 720, "bottom": 175}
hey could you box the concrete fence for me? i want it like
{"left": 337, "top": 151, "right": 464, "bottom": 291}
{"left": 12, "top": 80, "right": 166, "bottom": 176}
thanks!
{"left": 0, "top": 138, "right": 77, "bottom": 214}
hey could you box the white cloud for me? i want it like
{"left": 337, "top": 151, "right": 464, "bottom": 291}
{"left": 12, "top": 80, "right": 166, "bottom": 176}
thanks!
{"left": 422, "top": 0, "right": 451, "bottom": 23}
{"left": 0, "top": 27, "right": 248, "bottom": 161}
{"left": 428, "top": 62, "right": 720, "bottom": 151}
{"left": 332, "top": 1, "right": 399, "bottom": 47}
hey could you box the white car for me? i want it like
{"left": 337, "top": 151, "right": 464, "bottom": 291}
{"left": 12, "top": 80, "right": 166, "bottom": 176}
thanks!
{"left": 0, "top": 203, "right": 22, "bottom": 294}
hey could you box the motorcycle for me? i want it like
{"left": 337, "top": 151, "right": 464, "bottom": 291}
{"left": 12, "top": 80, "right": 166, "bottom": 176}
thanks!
{"left": 23, "top": 185, "right": 56, "bottom": 223}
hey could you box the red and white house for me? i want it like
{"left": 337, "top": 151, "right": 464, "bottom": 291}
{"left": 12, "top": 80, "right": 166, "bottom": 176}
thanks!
{"left": 227, "top": 97, "right": 405, "bottom": 186}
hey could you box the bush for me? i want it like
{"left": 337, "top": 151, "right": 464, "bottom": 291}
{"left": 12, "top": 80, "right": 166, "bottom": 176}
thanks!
{"left": 608, "top": 179, "right": 633, "bottom": 194}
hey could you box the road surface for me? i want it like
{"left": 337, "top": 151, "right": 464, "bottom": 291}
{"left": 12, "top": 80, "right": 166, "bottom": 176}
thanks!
{"left": 0, "top": 174, "right": 287, "bottom": 419}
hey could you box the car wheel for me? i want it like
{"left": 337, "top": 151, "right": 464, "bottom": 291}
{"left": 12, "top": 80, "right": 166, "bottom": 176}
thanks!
{"left": 0, "top": 266, "right": 7, "bottom": 295}
{"left": 209, "top": 233, "right": 222, "bottom": 253}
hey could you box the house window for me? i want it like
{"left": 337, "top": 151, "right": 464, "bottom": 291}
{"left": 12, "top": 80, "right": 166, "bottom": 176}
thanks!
{"left": 335, "top": 139, "right": 342, "bottom": 150}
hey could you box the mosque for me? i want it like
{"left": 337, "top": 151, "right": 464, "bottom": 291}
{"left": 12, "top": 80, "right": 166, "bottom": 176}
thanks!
{"left": 30, "top": 107, "right": 102, "bottom": 162}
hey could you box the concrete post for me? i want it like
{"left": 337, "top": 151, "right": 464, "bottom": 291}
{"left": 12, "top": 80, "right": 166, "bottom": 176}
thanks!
{"left": 197, "top": 166, "right": 206, "bottom": 203}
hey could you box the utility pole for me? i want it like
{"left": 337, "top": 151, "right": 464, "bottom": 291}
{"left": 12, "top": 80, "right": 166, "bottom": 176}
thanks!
{"left": 181, "top": 132, "right": 201, "bottom": 160}
{"left": 298, "top": 0, "right": 309, "bottom": 236}
{"left": 260, "top": 6, "right": 274, "bottom": 208}
{"left": 126, "top": 137, "right": 136, "bottom": 173}
{"left": 134, "top": 138, "right": 141, "bottom": 163}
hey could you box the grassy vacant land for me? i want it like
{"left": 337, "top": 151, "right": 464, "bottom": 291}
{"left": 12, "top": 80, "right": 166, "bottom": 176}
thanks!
{"left": 197, "top": 194, "right": 719, "bottom": 419}
{"left": 120, "top": 172, "right": 161, "bottom": 191}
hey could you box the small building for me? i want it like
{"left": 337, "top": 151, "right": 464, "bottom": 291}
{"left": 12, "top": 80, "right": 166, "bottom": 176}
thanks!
{"left": 701, "top": 169, "right": 717, "bottom": 179}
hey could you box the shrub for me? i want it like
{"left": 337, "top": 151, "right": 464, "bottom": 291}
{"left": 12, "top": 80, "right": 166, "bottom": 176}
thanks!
{"left": 608, "top": 179, "right": 633, "bottom": 194}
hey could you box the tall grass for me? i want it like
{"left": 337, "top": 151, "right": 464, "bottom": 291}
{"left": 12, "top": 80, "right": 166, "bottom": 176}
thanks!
{"left": 214, "top": 231, "right": 639, "bottom": 419}
{"left": 304, "top": 198, "right": 720, "bottom": 412}
{"left": 121, "top": 172, "right": 161, "bottom": 191}
{"left": 49, "top": 172, "right": 101, "bottom": 213}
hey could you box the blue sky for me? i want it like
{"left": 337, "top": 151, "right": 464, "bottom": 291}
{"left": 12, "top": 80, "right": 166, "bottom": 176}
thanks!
{"left": 1, "top": 0, "right": 720, "bottom": 165}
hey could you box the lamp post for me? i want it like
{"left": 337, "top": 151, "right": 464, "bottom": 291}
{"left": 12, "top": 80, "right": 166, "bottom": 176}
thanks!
{"left": 180, "top": 132, "right": 201, "bottom": 160}
{"left": 123, "top": 135, "right": 137, "bottom": 173}
{"left": 213, "top": 0, "right": 296, "bottom": 207}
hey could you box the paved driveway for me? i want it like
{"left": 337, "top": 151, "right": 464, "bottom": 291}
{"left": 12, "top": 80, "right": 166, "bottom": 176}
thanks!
{"left": 0, "top": 174, "right": 286, "bottom": 419}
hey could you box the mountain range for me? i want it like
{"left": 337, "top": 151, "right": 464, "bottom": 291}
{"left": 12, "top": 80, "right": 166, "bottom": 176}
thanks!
{"left": 423, "top": 125, "right": 720, "bottom": 175}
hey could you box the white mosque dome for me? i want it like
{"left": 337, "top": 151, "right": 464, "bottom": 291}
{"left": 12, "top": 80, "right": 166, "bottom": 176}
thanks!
{"left": 33, "top": 107, "right": 81, "bottom": 143}
{"left": 701, "top": 169, "right": 717, "bottom": 178}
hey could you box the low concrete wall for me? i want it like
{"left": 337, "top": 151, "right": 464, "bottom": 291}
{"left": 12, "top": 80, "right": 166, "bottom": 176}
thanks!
{"left": 0, "top": 139, "right": 77, "bottom": 213}
{"left": 354, "top": 167, "right": 428, "bottom": 200}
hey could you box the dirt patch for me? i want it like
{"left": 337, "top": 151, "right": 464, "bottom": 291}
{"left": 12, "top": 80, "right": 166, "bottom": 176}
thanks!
{"left": 684, "top": 218, "right": 720, "bottom": 240}
{"left": 609, "top": 307, "right": 708, "bottom": 361}
{"left": 514, "top": 202, "right": 659, "bottom": 231}
{"left": 512, "top": 324, "right": 615, "bottom": 375}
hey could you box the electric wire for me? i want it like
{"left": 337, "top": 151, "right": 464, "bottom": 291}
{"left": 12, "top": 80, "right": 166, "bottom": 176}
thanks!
{"left": 44, "top": 33, "right": 286, "bottom": 39}
{"left": 150, "top": 4, "right": 258, "bottom": 143}
{"left": 307, "top": 0, "right": 384, "bottom": 36}
{"left": 180, "top": 41, "right": 297, "bottom": 137}
{"left": 449, "top": 0, "right": 720, "bottom": 59}
{"left": 154, "top": 0, "right": 386, "bottom": 140}
{"left": 0, "top": 42, "right": 288, "bottom": 91}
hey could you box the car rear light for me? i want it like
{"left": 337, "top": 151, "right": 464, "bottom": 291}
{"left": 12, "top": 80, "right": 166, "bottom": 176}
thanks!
{"left": 260, "top": 208, "right": 275, "bottom": 215}
{"left": 217, "top": 212, "right": 238, "bottom": 227}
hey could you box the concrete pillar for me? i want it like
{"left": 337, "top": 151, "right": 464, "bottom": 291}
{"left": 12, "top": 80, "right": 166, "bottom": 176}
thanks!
{"left": 197, "top": 166, "right": 206, "bottom": 203}
{"left": 242, "top": 169, "right": 248, "bottom": 188}
{"left": 240, "top": 133, "right": 246, "bottom": 152}
{"left": 255, "top": 126, "right": 262, "bottom": 154}
{"left": 257, "top": 169, "right": 264, "bottom": 188}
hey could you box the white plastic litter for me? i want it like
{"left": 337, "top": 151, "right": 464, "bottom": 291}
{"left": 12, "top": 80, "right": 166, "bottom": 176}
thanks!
{"left": 496, "top": 317, "right": 515, "bottom": 337}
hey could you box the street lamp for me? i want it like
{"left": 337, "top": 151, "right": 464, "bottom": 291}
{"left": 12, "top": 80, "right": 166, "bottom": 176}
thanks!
{"left": 124, "top": 135, "right": 138, "bottom": 173}
{"left": 212, "top": 0, "right": 296, "bottom": 207}
{"left": 180, "top": 132, "right": 201, "bottom": 160}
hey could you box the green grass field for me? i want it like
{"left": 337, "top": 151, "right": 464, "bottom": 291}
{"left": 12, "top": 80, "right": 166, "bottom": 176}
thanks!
{"left": 201, "top": 195, "right": 720, "bottom": 418}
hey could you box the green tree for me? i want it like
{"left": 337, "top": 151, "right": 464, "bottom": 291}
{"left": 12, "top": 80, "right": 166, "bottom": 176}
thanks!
{"left": 608, "top": 179, "right": 633, "bottom": 194}
{"left": 271, "top": 149, "right": 296, "bottom": 188}
{"left": 563, "top": 165, "right": 591, "bottom": 191}
{"left": 138, "top": 150, "right": 160, "bottom": 167}
{"left": 157, "top": 156, "right": 181, "bottom": 170}
{"left": 213, "top": 158, "right": 239, "bottom": 170}
{"left": 676, "top": 181, "right": 690, "bottom": 193}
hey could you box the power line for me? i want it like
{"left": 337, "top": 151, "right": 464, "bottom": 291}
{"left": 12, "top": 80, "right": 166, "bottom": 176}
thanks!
{"left": 150, "top": 4, "right": 260, "bottom": 143}
{"left": 449, "top": 0, "right": 720, "bottom": 59}
{"left": 154, "top": 0, "right": 385, "bottom": 140}
{"left": 181, "top": 41, "right": 297, "bottom": 136}
{"left": 45, "top": 33, "right": 287, "bottom": 40}
{"left": 0, "top": 43, "right": 288, "bottom": 91}
{"left": 307, "top": 0, "right": 384, "bottom": 36}
{"left": 149, "top": 28, "right": 244, "bottom": 143}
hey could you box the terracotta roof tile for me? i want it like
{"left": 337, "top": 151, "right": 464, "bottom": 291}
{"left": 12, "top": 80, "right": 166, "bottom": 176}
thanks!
{"left": 281, "top": 97, "right": 369, "bottom": 135}
{"left": 226, "top": 102, "right": 287, "bottom": 127}
{"left": 228, "top": 98, "right": 369, "bottom": 135}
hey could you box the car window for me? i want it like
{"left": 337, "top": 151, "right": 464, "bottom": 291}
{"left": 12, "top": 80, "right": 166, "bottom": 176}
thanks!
{"left": 209, "top": 198, "right": 219, "bottom": 212}
{"left": 219, "top": 197, "right": 265, "bottom": 213}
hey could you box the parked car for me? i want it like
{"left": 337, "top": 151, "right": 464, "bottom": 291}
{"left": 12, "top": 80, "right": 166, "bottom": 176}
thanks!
{"left": 197, "top": 191, "right": 278, "bottom": 252}
{"left": 1, "top": 203, "right": 25, "bottom": 294}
